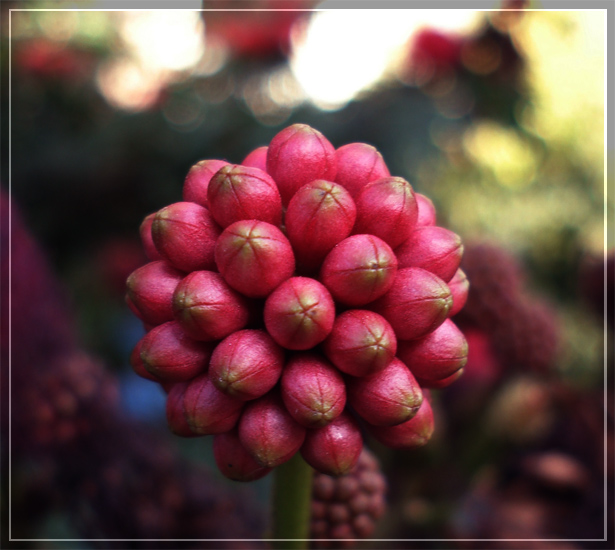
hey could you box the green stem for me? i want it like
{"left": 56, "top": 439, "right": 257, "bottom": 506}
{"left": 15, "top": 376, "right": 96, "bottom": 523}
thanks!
{"left": 271, "top": 453, "right": 314, "bottom": 549}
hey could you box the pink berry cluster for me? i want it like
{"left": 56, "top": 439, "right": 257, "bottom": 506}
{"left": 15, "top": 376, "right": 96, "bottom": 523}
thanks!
{"left": 126, "top": 123, "right": 469, "bottom": 481}
{"left": 311, "top": 448, "right": 387, "bottom": 548}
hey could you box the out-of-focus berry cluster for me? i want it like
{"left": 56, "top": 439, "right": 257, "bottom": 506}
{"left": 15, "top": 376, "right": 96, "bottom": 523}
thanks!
{"left": 127, "top": 123, "right": 470, "bottom": 481}
{"left": 310, "top": 448, "right": 387, "bottom": 548}
{"left": 456, "top": 243, "right": 560, "bottom": 376}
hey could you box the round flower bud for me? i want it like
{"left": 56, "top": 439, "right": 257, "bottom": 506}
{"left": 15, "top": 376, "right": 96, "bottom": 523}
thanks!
{"left": 207, "top": 164, "right": 282, "bottom": 228}
{"left": 369, "top": 267, "right": 452, "bottom": 340}
{"left": 125, "top": 260, "right": 184, "bottom": 326}
{"left": 172, "top": 270, "right": 250, "bottom": 341}
{"left": 266, "top": 123, "right": 337, "bottom": 205}
{"left": 241, "top": 146, "right": 268, "bottom": 172}
{"left": 129, "top": 338, "right": 161, "bottom": 382}
{"left": 139, "top": 213, "right": 163, "bottom": 261}
{"left": 397, "top": 319, "right": 468, "bottom": 383}
{"left": 447, "top": 268, "right": 469, "bottom": 317}
{"left": 367, "top": 396, "right": 434, "bottom": 450}
{"left": 396, "top": 226, "right": 464, "bottom": 283}
{"left": 165, "top": 383, "right": 197, "bottom": 437}
{"left": 334, "top": 142, "right": 390, "bottom": 198}
{"left": 285, "top": 180, "right": 356, "bottom": 272}
{"left": 320, "top": 234, "right": 398, "bottom": 307}
{"left": 300, "top": 412, "right": 363, "bottom": 476}
{"left": 353, "top": 177, "right": 418, "bottom": 249}
{"left": 213, "top": 429, "right": 273, "bottom": 482}
{"left": 183, "top": 159, "right": 229, "bottom": 207}
{"left": 209, "top": 329, "right": 284, "bottom": 401}
{"left": 323, "top": 310, "right": 396, "bottom": 377}
{"left": 347, "top": 358, "right": 423, "bottom": 427}
{"left": 183, "top": 373, "right": 244, "bottom": 435}
{"left": 281, "top": 353, "right": 346, "bottom": 428}
{"left": 415, "top": 192, "right": 436, "bottom": 226}
{"left": 215, "top": 219, "right": 295, "bottom": 298}
{"left": 238, "top": 390, "right": 306, "bottom": 467}
{"left": 151, "top": 202, "right": 221, "bottom": 273}
{"left": 264, "top": 277, "right": 335, "bottom": 350}
{"left": 138, "top": 321, "right": 212, "bottom": 382}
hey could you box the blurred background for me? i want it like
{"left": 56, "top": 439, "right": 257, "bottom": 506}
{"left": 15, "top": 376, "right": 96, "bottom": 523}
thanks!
{"left": 1, "top": 1, "right": 613, "bottom": 548}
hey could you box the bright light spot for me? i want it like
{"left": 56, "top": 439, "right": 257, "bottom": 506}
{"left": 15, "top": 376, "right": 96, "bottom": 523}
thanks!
{"left": 96, "top": 11, "right": 207, "bottom": 111}
{"left": 120, "top": 11, "right": 205, "bottom": 72}
{"left": 515, "top": 11, "right": 604, "bottom": 170}
{"left": 96, "top": 58, "right": 163, "bottom": 112}
{"left": 415, "top": 9, "right": 484, "bottom": 34}
{"left": 463, "top": 121, "right": 539, "bottom": 189}
{"left": 290, "top": 7, "right": 484, "bottom": 110}
{"left": 290, "top": 9, "right": 414, "bottom": 109}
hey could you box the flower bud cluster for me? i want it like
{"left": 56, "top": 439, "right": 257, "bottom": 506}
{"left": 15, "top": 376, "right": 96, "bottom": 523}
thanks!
{"left": 458, "top": 243, "right": 559, "bottom": 374}
{"left": 126, "top": 123, "right": 468, "bottom": 481}
{"left": 14, "top": 352, "right": 119, "bottom": 450}
{"left": 310, "top": 448, "right": 387, "bottom": 548}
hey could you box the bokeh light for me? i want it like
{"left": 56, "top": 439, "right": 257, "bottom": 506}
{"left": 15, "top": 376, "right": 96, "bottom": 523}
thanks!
{"left": 94, "top": 11, "right": 206, "bottom": 112}
{"left": 290, "top": 7, "right": 483, "bottom": 110}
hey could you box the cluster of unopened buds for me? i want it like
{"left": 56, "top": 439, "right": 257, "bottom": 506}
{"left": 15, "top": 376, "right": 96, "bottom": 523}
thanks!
{"left": 311, "top": 448, "right": 387, "bottom": 547}
{"left": 127, "top": 123, "right": 469, "bottom": 481}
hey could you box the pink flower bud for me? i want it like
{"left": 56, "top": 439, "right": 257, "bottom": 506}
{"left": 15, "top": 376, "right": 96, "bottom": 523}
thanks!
{"left": 238, "top": 390, "right": 306, "bottom": 467}
{"left": 129, "top": 338, "right": 161, "bottom": 382}
{"left": 183, "top": 373, "right": 244, "bottom": 435}
{"left": 323, "top": 310, "right": 396, "bottom": 377}
{"left": 353, "top": 177, "right": 418, "bottom": 249}
{"left": 165, "top": 383, "right": 198, "bottom": 437}
{"left": 207, "top": 164, "right": 282, "bottom": 228}
{"left": 347, "top": 358, "right": 423, "bottom": 426}
{"left": 139, "top": 213, "right": 163, "bottom": 261}
{"left": 213, "top": 429, "right": 273, "bottom": 482}
{"left": 281, "top": 353, "right": 346, "bottom": 428}
{"left": 397, "top": 319, "right": 468, "bottom": 383}
{"left": 367, "top": 397, "right": 434, "bottom": 449}
{"left": 125, "top": 260, "right": 184, "bottom": 326}
{"left": 241, "top": 146, "right": 268, "bottom": 171}
{"left": 209, "top": 329, "right": 284, "bottom": 401}
{"left": 417, "top": 368, "right": 464, "bottom": 389}
{"left": 138, "top": 321, "right": 212, "bottom": 382}
{"left": 369, "top": 267, "right": 452, "bottom": 340}
{"left": 215, "top": 220, "right": 295, "bottom": 298}
{"left": 285, "top": 180, "right": 356, "bottom": 272}
{"left": 151, "top": 202, "right": 221, "bottom": 272}
{"left": 447, "top": 268, "right": 469, "bottom": 317}
{"left": 264, "top": 277, "right": 335, "bottom": 350}
{"left": 320, "top": 235, "right": 398, "bottom": 307}
{"left": 172, "top": 270, "right": 250, "bottom": 341}
{"left": 396, "top": 226, "right": 464, "bottom": 283}
{"left": 334, "top": 143, "right": 390, "bottom": 198}
{"left": 183, "top": 159, "right": 229, "bottom": 207}
{"left": 266, "top": 124, "right": 337, "bottom": 205}
{"left": 300, "top": 412, "right": 363, "bottom": 476}
{"left": 415, "top": 193, "right": 436, "bottom": 226}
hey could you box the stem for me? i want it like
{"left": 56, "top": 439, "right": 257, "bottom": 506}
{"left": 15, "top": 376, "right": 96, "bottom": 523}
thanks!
{"left": 271, "top": 453, "right": 314, "bottom": 549}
